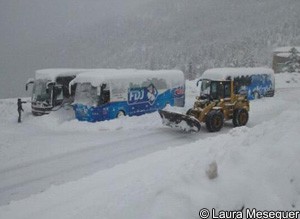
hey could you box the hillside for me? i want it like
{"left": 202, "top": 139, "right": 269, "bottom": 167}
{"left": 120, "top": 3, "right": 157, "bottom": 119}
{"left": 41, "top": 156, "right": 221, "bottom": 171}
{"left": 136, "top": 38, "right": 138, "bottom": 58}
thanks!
{"left": 1, "top": 0, "right": 300, "bottom": 98}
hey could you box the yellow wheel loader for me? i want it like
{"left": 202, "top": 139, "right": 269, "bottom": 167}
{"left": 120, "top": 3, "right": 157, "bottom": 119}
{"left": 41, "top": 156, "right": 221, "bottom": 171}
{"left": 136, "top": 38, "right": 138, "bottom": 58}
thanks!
{"left": 159, "top": 79, "right": 249, "bottom": 132}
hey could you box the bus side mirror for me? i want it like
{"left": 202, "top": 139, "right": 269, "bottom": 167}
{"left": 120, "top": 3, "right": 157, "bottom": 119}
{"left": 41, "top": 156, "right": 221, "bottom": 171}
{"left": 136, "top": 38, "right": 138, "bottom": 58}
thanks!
{"left": 196, "top": 79, "right": 202, "bottom": 87}
{"left": 45, "top": 82, "right": 55, "bottom": 94}
{"left": 46, "top": 82, "right": 55, "bottom": 88}
{"left": 25, "top": 78, "right": 34, "bottom": 91}
{"left": 68, "top": 79, "right": 76, "bottom": 96}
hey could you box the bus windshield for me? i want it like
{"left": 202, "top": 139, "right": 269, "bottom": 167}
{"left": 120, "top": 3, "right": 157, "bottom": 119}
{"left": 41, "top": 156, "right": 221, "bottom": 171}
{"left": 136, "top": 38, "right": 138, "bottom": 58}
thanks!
{"left": 32, "top": 79, "right": 51, "bottom": 103}
{"left": 74, "top": 83, "right": 98, "bottom": 106}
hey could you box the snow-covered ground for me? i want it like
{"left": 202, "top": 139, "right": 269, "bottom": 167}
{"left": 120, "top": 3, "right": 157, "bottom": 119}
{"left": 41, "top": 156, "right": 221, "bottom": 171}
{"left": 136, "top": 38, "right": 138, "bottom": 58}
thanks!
{"left": 0, "top": 73, "right": 300, "bottom": 219}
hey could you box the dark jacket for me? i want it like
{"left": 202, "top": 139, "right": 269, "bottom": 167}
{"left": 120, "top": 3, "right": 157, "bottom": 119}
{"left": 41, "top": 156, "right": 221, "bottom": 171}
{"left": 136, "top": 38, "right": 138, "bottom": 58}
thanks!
{"left": 17, "top": 99, "right": 26, "bottom": 111}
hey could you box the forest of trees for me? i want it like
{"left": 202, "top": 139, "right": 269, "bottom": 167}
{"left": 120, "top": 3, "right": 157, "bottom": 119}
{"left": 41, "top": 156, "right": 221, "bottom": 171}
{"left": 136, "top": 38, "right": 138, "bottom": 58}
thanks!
{"left": 61, "top": 0, "right": 300, "bottom": 80}
{"left": 1, "top": 0, "right": 300, "bottom": 98}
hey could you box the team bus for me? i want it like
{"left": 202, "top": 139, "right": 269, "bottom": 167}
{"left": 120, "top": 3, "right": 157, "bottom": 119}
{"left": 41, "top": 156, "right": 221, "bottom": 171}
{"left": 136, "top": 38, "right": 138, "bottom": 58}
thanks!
{"left": 198, "top": 67, "right": 275, "bottom": 100}
{"left": 25, "top": 69, "right": 89, "bottom": 115}
{"left": 69, "top": 69, "right": 185, "bottom": 122}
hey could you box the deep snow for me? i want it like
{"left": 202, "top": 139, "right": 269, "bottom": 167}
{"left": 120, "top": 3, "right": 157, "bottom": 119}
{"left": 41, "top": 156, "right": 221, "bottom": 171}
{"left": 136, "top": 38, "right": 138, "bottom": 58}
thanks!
{"left": 0, "top": 73, "right": 299, "bottom": 219}
{"left": 201, "top": 67, "right": 274, "bottom": 81}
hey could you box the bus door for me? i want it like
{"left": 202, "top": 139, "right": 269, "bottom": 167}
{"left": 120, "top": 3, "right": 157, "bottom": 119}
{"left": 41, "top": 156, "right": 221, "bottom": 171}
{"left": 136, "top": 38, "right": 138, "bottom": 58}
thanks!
{"left": 97, "top": 84, "right": 111, "bottom": 120}
{"left": 46, "top": 82, "right": 64, "bottom": 107}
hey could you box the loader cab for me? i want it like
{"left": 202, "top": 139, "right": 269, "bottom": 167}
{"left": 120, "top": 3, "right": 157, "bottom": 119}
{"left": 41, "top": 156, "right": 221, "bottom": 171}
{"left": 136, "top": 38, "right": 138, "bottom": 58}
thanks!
{"left": 199, "top": 79, "right": 232, "bottom": 100}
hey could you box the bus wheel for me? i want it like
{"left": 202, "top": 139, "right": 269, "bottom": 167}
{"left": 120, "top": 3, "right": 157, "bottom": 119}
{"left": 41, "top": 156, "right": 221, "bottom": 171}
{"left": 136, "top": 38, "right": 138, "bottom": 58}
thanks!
{"left": 205, "top": 110, "right": 224, "bottom": 132}
{"left": 233, "top": 109, "right": 248, "bottom": 127}
{"left": 116, "top": 110, "right": 125, "bottom": 118}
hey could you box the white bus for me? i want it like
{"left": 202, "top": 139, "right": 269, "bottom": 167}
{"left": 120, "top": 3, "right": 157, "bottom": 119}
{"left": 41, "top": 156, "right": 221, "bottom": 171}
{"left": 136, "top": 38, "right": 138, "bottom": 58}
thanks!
{"left": 26, "top": 69, "right": 89, "bottom": 115}
{"left": 70, "top": 69, "right": 185, "bottom": 122}
{"left": 199, "top": 67, "right": 275, "bottom": 100}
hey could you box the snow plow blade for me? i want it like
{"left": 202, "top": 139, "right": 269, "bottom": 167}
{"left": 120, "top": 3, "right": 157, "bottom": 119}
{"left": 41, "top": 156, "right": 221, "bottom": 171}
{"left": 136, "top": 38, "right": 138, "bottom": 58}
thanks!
{"left": 158, "top": 110, "right": 201, "bottom": 132}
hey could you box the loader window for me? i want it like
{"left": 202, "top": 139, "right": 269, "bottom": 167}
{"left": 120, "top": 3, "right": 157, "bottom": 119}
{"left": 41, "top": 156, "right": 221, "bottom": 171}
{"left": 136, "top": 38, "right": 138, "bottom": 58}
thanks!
{"left": 210, "top": 82, "right": 218, "bottom": 99}
{"left": 217, "top": 83, "right": 224, "bottom": 99}
{"left": 200, "top": 80, "right": 211, "bottom": 95}
{"left": 202, "top": 80, "right": 231, "bottom": 100}
{"left": 224, "top": 82, "right": 231, "bottom": 98}
{"left": 210, "top": 81, "right": 228, "bottom": 100}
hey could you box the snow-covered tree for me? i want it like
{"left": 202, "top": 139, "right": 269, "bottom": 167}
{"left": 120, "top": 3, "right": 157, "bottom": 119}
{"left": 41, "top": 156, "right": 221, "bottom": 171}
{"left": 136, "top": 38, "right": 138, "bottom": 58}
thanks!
{"left": 186, "top": 61, "right": 197, "bottom": 80}
{"left": 283, "top": 47, "right": 300, "bottom": 73}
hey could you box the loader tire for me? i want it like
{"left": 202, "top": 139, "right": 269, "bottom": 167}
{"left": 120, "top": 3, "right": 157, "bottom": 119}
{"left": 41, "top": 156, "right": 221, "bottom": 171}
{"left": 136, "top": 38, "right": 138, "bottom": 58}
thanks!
{"left": 233, "top": 108, "right": 248, "bottom": 127}
{"left": 186, "top": 108, "right": 193, "bottom": 115}
{"left": 205, "top": 110, "right": 224, "bottom": 132}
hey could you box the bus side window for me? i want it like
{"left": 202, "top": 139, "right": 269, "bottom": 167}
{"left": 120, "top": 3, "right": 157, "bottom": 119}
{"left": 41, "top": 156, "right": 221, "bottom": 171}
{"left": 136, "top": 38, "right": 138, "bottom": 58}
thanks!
{"left": 55, "top": 87, "right": 64, "bottom": 101}
{"left": 99, "top": 84, "right": 110, "bottom": 105}
{"left": 102, "top": 90, "right": 110, "bottom": 104}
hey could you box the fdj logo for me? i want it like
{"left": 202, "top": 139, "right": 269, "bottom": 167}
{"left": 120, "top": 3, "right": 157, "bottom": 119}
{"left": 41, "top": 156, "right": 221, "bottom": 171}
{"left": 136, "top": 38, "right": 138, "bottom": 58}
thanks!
{"left": 129, "top": 89, "right": 145, "bottom": 103}
{"left": 128, "top": 84, "right": 158, "bottom": 105}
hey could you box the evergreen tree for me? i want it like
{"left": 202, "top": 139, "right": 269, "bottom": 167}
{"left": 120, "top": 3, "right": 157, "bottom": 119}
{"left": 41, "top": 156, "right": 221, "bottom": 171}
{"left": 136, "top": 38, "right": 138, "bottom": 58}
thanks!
{"left": 283, "top": 47, "right": 300, "bottom": 73}
{"left": 187, "top": 61, "right": 196, "bottom": 80}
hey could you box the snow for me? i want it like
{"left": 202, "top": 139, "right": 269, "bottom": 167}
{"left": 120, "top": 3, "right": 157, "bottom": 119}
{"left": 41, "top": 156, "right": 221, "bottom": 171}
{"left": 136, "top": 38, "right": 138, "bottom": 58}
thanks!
{"left": 274, "top": 52, "right": 300, "bottom": 58}
{"left": 70, "top": 69, "right": 184, "bottom": 87}
{"left": 201, "top": 67, "right": 274, "bottom": 81}
{"left": 35, "top": 69, "right": 90, "bottom": 81}
{"left": 275, "top": 72, "right": 300, "bottom": 89}
{"left": 0, "top": 73, "right": 300, "bottom": 219}
{"left": 273, "top": 47, "right": 300, "bottom": 54}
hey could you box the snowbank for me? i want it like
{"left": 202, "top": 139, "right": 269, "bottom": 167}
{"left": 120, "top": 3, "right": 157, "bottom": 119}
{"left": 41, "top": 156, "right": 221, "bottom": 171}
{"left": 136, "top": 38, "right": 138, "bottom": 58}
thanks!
{"left": 275, "top": 72, "right": 300, "bottom": 89}
{"left": 0, "top": 102, "right": 299, "bottom": 219}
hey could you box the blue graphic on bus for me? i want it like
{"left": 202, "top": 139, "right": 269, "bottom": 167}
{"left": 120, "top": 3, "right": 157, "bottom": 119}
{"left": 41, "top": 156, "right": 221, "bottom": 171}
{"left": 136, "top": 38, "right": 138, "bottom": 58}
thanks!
{"left": 128, "top": 84, "right": 158, "bottom": 105}
{"left": 73, "top": 86, "right": 185, "bottom": 123}
{"left": 233, "top": 74, "right": 274, "bottom": 100}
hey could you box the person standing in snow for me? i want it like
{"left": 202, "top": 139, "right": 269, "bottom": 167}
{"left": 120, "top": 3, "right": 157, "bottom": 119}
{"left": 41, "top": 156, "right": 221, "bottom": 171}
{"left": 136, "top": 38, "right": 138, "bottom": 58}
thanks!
{"left": 17, "top": 98, "right": 26, "bottom": 123}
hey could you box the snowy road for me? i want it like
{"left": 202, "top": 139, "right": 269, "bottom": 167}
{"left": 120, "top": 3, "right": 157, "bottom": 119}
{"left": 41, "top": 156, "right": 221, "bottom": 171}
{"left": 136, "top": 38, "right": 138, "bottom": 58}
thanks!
{"left": 0, "top": 127, "right": 202, "bottom": 205}
{"left": 0, "top": 81, "right": 205, "bottom": 205}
